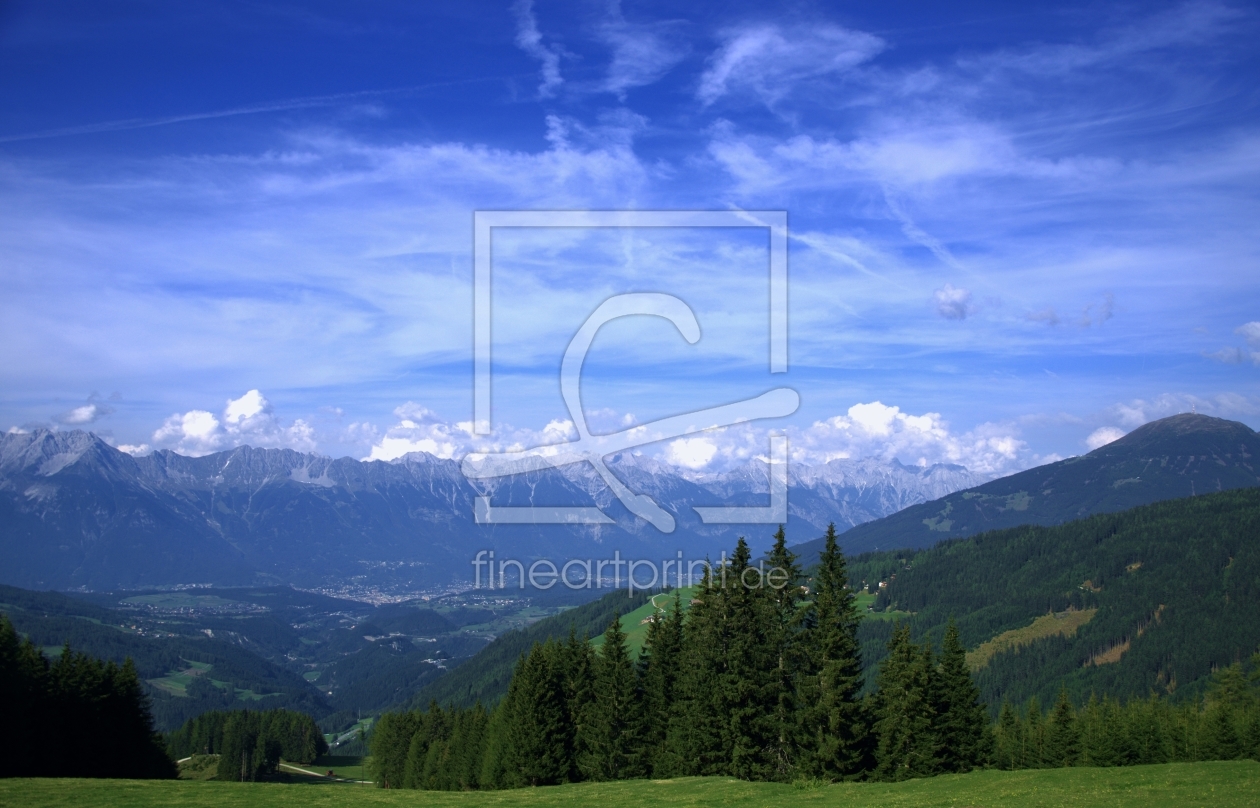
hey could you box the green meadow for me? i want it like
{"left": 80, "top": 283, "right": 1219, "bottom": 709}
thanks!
{"left": 2, "top": 761, "right": 1257, "bottom": 808}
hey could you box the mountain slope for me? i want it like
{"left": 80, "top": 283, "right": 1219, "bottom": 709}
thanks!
{"left": 845, "top": 487, "right": 1260, "bottom": 711}
{"left": 403, "top": 588, "right": 655, "bottom": 711}
{"left": 0, "top": 584, "right": 332, "bottom": 731}
{"left": 792, "top": 414, "right": 1260, "bottom": 560}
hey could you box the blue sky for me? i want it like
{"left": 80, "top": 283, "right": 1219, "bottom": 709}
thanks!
{"left": 1, "top": 0, "right": 1257, "bottom": 475}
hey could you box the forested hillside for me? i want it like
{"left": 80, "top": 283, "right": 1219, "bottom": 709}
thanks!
{"left": 0, "top": 615, "right": 176, "bottom": 779}
{"left": 793, "top": 413, "right": 1260, "bottom": 559}
{"left": 403, "top": 588, "right": 654, "bottom": 711}
{"left": 846, "top": 488, "right": 1260, "bottom": 711}
{"left": 0, "top": 585, "right": 330, "bottom": 730}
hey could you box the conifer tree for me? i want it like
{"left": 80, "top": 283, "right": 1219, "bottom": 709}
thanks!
{"left": 665, "top": 561, "right": 728, "bottom": 776}
{"left": 562, "top": 628, "right": 596, "bottom": 780}
{"left": 0, "top": 615, "right": 47, "bottom": 777}
{"left": 639, "top": 591, "right": 684, "bottom": 776}
{"left": 580, "top": 615, "right": 643, "bottom": 780}
{"left": 764, "top": 525, "right": 805, "bottom": 777}
{"left": 724, "top": 537, "right": 779, "bottom": 780}
{"left": 799, "top": 522, "right": 869, "bottom": 780}
{"left": 371, "top": 710, "right": 421, "bottom": 788}
{"left": 1044, "top": 688, "right": 1080, "bottom": 767}
{"left": 873, "top": 625, "right": 937, "bottom": 780}
{"left": 1022, "top": 697, "right": 1046, "bottom": 768}
{"left": 933, "top": 619, "right": 993, "bottom": 772}
{"left": 502, "top": 641, "right": 573, "bottom": 786}
{"left": 993, "top": 702, "right": 1023, "bottom": 769}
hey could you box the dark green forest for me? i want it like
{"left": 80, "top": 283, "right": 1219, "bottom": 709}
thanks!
{"left": 846, "top": 488, "right": 1260, "bottom": 710}
{"left": 0, "top": 614, "right": 175, "bottom": 779}
{"left": 166, "top": 708, "right": 328, "bottom": 781}
{"left": 372, "top": 527, "right": 993, "bottom": 788}
{"left": 372, "top": 506, "right": 1260, "bottom": 791}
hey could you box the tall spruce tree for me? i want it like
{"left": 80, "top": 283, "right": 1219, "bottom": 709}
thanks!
{"left": 580, "top": 615, "right": 643, "bottom": 780}
{"left": 799, "top": 522, "right": 869, "bottom": 780}
{"left": 1022, "top": 697, "right": 1046, "bottom": 768}
{"left": 873, "top": 625, "right": 937, "bottom": 780}
{"left": 933, "top": 619, "right": 993, "bottom": 772}
{"left": 562, "top": 628, "right": 596, "bottom": 781}
{"left": 993, "top": 702, "right": 1023, "bottom": 769}
{"left": 502, "top": 640, "right": 574, "bottom": 786}
{"left": 665, "top": 561, "right": 729, "bottom": 776}
{"left": 724, "top": 537, "right": 780, "bottom": 780}
{"left": 639, "top": 591, "right": 684, "bottom": 776}
{"left": 1044, "top": 688, "right": 1080, "bottom": 767}
{"left": 765, "top": 525, "right": 805, "bottom": 778}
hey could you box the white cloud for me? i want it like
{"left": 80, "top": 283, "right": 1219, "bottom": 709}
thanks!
{"left": 1238, "top": 321, "right": 1260, "bottom": 348}
{"left": 1085, "top": 426, "right": 1126, "bottom": 450}
{"left": 116, "top": 443, "right": 152, "bottom": 456}
{"left": 55, "top": 402, "right": 112, "bottom": 425}
{"left": 512, "top": 0, "right": 564, "bottom": 98}
{"left": 933, "top": 283, "right": 975, "bottom": 320}
{"left": 664, "top": 436, "right": 718, "bottom": 469}
{"left": 788, "top": 401, "right": 1028, "bottom": 476}
{"left": 365, "top": 402, "right": 476, "bottom": 461}
{"left": 151, "top": 390, "right": 316, "bottom": 457}
{"left": 359, "top": 399, "right": 1033, "bottom": 476}
{"left": 698, "top": 23, "right": 884, "bottom": 107}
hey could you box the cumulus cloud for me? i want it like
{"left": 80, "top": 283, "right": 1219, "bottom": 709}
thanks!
{"left": 55, "top": 402, "right": 113, "bottom": 425}
{"left": 664, "top": 436, "right": 718, "bottom": 469}
{"left": 151, "top": 390, "right": 316, "bottom": 457}
{"left": 698, "top": 23, "right": 884, "bottom": 107}
{"left": 933, "top": 283, "right": 975, "bottom": 320}
{"left": 360, "top": 399, "right": 1033, "bottom": 477}
{"left": 789, "top": 401, "right": 1027, "bottom": 476}
{"left": 512, "top": 0, "right": 564, "bottom": 98}
{"left": 1085, "top": 426, "right": 1126, "bottom": 450}
{"left": 116, "top": 443, "right": 152, "bottom": 456}
{"left": 365, "top": 403, "right": 478, "bottom": 462}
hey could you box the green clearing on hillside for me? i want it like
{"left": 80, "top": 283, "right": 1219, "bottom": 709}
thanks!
{"left": 590, "top": 588, "right": 910, "bottom": 656}
{"left": 590, "top": 588, "right": 695, "bottom": 655}
{"left": 966, "top": 608, "right": 1098, "bottom": 671}
{"left": 4, "top": 761, "right": 1258, "bottom": 807}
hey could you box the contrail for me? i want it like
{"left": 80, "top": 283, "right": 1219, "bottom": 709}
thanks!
{"left": 0, "top": 75, "right": 531, "bottom": 144}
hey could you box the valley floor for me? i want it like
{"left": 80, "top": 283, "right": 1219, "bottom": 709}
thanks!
{"left": 1, "top": 761, "right": 1257, "bottom": 808}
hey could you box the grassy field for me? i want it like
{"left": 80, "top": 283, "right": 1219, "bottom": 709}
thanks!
{"left": 3, "top": 761, "right": 1256, "bottom": 808}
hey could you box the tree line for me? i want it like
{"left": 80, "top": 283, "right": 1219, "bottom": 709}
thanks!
{"left": 165, "top": 707, "right": 328, "bottom": 781}
{"left": 371, "top": 525, "right": 993, "bottom": 788}
{"left": 993, "top": 658, "right": 1260, "bottom": 768}
{"left": 0, "top": 613, "right": 176, "bottom": 779}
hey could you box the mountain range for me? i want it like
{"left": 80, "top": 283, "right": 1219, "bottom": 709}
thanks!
{"left": 790, "top": 413, "right": 1260, "bottom": 562}
{"left": 0, "top": 429, "right": 982, "bottom": 591}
